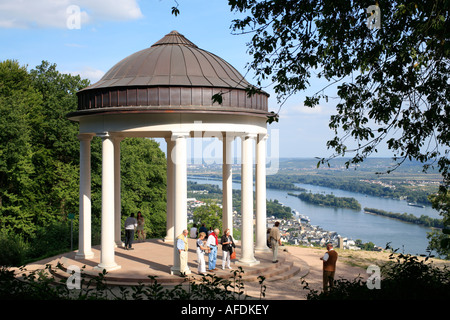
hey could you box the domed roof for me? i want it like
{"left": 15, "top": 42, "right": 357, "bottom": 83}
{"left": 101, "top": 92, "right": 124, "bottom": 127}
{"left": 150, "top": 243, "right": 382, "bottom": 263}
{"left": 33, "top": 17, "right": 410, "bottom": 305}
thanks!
{"left": 73, "top": 31, "right": 268, "bottom": 117}
{"left": 84, "top": 30, "right": 252, "bottom": 90}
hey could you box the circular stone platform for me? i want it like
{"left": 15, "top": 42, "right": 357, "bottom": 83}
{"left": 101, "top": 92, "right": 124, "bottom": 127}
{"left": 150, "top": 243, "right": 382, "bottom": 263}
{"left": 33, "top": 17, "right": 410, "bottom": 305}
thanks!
{"left": 18, "top": 239, "right": 308, "bottom": 289}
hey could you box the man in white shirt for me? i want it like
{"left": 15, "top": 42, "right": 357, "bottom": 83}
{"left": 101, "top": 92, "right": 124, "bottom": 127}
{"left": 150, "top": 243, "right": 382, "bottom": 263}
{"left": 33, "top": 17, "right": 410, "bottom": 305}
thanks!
{"left": 124, "top": 213, "right": 137, "bottom": 250}
{"left": 206, "top": 228, "right": 219, "bottom": 271}
{"left": 320, "top": 242, "right": 338, "bottom": 292}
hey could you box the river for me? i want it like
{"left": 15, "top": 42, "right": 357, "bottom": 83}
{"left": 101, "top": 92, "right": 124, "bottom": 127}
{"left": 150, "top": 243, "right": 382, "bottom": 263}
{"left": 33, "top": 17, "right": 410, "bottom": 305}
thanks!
{"left": 188, "top": 176, "right": 442, "bottom": 256}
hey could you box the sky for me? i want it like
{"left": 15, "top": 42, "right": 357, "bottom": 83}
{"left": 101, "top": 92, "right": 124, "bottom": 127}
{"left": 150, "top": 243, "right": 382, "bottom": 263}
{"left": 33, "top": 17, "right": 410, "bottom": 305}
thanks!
{"left": 0, "top": 0, "right": 391, "bottom": 161}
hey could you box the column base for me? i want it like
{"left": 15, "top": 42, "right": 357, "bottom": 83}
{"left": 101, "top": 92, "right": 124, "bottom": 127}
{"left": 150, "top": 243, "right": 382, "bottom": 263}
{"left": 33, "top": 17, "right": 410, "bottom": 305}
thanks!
{"left": 236, "top": 258, "right": 260, "bottom": 267}
{"left": 163, "top": 236, "right": 174, "bottom": 242}
{"left": 94, "top": 263, "right": 121, "bottom": 272}
{"left": 75, "top": 251, "right": 94, "bottom": 260}
{"left": 254, "top": 246, "right": 271, "bottom": 254}
{"left": 115, "top": 240, "right": 124, "bottom": 248}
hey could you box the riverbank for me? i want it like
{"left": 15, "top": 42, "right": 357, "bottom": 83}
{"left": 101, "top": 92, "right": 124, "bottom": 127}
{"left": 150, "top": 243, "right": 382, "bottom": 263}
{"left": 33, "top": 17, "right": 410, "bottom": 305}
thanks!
{"left": 188, "top": 176, "right": 440, "bottom": 256}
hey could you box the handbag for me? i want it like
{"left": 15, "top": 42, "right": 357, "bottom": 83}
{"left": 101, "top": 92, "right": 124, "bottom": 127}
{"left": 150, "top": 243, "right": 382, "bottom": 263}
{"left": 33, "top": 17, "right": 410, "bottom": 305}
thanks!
{"left": 229, "top": 236, "right": 236, "bottom": 259}
{"left": 230, "top": 249, "right": 236, "bottom": 260}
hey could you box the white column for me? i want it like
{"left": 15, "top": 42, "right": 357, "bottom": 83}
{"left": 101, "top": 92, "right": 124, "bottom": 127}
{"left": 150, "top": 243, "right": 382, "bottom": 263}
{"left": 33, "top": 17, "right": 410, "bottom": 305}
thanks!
{"left": 95, "top": 132, "right": 120, "bottom": 271}
{"left": 114, "top": 137, "right": 124, "bottom": 247}
{"left": 170, "top": 131, "right": 190, "bottom": 275}
{"left": 222, "top": 133, "right": 234, "bottom": 237}
{"left": 255, "top": 133, "right": 270, "bottom": 253}
{"left": 76, "top": 134, "right": 94, "bottom": 260}
{"left": 164, "top": 137, "right": 175, "bottom": 242}
{"left": 238, "top": 133, "right": 259, "bottom": 266}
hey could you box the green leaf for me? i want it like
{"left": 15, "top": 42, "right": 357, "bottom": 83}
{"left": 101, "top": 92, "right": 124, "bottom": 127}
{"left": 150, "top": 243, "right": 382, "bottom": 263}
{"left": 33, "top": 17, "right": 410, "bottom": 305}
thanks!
{"left": 212, "top": 92, "right": 223, "bottom": 105}
{"left": 171, "top": 6, "right": 180, "bottom": 16}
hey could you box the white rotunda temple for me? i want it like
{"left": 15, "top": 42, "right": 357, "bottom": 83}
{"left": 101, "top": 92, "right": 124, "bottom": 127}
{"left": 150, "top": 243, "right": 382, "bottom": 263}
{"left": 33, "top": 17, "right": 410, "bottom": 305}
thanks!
{"left": 68, "top": 31, "right": 270, "bottom": 275}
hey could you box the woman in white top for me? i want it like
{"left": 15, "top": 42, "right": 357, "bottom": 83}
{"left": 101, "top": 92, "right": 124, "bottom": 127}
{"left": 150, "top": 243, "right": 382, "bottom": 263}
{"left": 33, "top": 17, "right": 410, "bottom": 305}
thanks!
{"left": 196, "top": 232, "right": 209, "bottom": 275}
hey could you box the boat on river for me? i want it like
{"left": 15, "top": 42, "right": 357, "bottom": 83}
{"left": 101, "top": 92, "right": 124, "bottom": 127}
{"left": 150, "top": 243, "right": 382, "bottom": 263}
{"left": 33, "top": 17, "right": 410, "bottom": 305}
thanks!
{"left": 408, "top": 202, "right": 425, "bottom": 208}
{"left": 293, "top": 209, "right": 310, "bottom": 223}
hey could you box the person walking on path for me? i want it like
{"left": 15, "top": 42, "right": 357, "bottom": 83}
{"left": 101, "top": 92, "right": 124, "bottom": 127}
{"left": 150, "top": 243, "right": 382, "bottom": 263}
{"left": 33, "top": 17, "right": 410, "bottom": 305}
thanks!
{"left": 207, "top": 228, "right": 220, "bottom": 271}
{"left": 177, "top": 229, "right": 190, "bottom": 275}
{"left": 136, "top": 211, "right": 145, "bottom": 242}
{"left": 320, "top": 242, "right": 338, "bottom": 292}
{"left": 269, "top": 221, "right": 282, "bottom": 262}
{"left": 221, "top": 228, "right": 235, "bottom": 270}
{"left": 196, "top": 232, "right": 209, "bottom": 274}
{"left": 124, "top": 213, "right": 138, "bottom": 250}
{"left": 190, "top": 224, "right": 198, "bottom": 239}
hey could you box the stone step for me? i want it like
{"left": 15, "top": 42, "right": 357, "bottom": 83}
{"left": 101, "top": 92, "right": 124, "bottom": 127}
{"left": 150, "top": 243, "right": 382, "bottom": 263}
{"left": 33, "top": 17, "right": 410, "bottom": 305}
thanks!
{"left": 51, "top": 252, "right": 302, "bottom": 287}
{"left": 266, "top": 265, "right": 301, "bottom": 282}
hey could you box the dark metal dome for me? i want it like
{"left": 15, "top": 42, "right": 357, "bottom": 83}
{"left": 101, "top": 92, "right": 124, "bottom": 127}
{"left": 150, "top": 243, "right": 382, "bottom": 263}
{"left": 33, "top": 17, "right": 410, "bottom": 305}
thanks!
{"left": 71, "top": 31, "right": 269, "bottom": 117}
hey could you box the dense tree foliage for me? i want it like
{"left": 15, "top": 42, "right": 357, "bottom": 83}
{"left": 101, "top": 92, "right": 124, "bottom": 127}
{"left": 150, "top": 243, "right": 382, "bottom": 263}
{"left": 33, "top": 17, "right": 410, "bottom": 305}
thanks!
{"left": 120, "top": 138, "right": 167, "bottom": 238}
{"left": 228, "top": 1, "right": 449, "bottom": 181}
{"left": 266, "top": 199, "right": 293, "bottom": 219}
{"left": 0, "top": 60, "right": 41, "bottom": 238}
{"left": 0, "top": 60, "right": 86, "bottom": 238}
{"left": 192, "top": 200, "right": 222, "bottom": 232}
{"left": 226, "top": 0, "right": 450, "bottom": 253}
{"left": 364, "top": 207, "right": 443, "bottom": 228}
{"left": 289, "top": 191, "right": 362, "bottom": 210}
{"left": 0, "top": 60, "right": 167, "bottom": 266}
{"left": 427, "top": 190, "right": 450, "bottom": 258}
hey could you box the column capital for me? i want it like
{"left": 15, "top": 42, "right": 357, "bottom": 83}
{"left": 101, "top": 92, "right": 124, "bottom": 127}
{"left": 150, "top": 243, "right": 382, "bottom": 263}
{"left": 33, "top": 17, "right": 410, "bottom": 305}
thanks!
{"left": 241, "top": 132, "right": 258, "bottom": 140}
{"left": 171, "top": 131, "right": 190, "bottom": 140}
{"left": 219, "top": 132, "right": 238, "bottom": 141}
{"left": 96, "top": 132, "right": 111, "bottom": 139}
{"left": 258, "top": 133, "right": 269, "bottom": 142}
{"left": 113, "top": 136, "right": 125, "bottom": 143}
{"left": 77, "top": 133, "right": 94, "bottom": 141}
{"left": 96, "top": 132, "right": 125, "bottom": 141}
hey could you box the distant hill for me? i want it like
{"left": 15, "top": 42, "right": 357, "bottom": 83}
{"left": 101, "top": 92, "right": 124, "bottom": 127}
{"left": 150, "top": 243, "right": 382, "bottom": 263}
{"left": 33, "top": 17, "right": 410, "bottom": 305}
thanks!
{"left": 277, "top": 157, "right": 441, "bottom": 174}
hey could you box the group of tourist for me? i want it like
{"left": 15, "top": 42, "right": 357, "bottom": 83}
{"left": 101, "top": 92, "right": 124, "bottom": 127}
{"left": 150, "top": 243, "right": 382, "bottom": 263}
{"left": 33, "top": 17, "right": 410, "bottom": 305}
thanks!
{"left": 177, "top": 224, "right": 236, "bottom": 275}
{"left": 123, "top": 213, "right": 338, "bottom": 292}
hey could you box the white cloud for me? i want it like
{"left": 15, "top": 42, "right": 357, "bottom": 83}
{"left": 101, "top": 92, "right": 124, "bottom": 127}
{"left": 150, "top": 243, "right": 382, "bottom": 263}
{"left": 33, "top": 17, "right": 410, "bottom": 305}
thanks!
{"left": 0, "top": 0, "right": 143, "bottom": 29}
{"left": 279, "top": 103, "right": 335, "bottom": 119}
{"left": 79, "top": 0, "right": 143, "bottom": 21}
{"left": 67, "top": 66, "right": 105, "bottom": 83}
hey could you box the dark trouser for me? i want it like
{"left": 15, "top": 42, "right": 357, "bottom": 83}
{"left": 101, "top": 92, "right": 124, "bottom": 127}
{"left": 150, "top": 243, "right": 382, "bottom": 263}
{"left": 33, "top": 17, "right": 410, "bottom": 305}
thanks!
{"left": 323, "top": 270, "right": 335, "bottom": 292}
{"left": 125, "top": 229, "right": 135, "bottom": 248}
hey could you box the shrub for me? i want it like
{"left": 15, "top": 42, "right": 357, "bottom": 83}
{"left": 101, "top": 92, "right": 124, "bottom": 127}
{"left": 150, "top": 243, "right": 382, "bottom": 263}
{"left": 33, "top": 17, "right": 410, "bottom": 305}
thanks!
{"left": 0, "top": 230, "right": 29, "bottom": 267}
{"left": 302, "top": 250, "right": 450, "bottom": 300}
{"left": 0, "top": 265, "right": 267, "bottom": 300}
